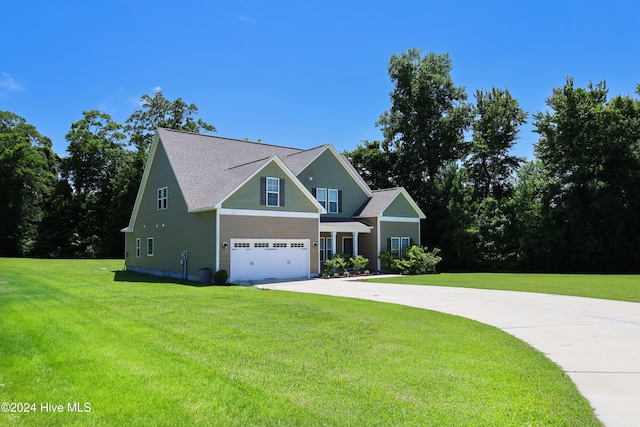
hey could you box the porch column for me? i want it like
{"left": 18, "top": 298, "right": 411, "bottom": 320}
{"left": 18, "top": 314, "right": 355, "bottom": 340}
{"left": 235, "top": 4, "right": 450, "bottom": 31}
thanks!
{"left": 352, "top": 231, "right": 359, "bottom": 256}
{"left": 331, "top": 231, "right": 337, "bottom": 256}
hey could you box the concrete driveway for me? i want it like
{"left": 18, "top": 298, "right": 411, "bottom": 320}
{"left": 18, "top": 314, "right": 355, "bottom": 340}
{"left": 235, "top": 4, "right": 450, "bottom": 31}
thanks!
{"left": 258, "top": 276, "right": 640, "bottom": 427}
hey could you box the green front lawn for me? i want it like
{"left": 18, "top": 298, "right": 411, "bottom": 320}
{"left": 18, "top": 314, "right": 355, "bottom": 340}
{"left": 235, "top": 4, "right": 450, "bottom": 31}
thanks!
{"left": 368, "top": 273, "right": 640, "bottom": 302}
{"left": 1, "top": 259, "right": 600, "bottom": 426}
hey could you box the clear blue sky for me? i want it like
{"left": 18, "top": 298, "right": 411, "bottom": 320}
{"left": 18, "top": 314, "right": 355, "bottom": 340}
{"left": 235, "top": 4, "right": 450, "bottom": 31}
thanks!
{"left": 2, "top": 1, "right": 639, "bottom": 160}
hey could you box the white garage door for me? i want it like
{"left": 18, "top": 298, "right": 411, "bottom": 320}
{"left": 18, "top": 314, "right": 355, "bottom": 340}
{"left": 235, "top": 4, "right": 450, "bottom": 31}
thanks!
{"left": 230, "top": 239, "right": 310, "bottom": 282}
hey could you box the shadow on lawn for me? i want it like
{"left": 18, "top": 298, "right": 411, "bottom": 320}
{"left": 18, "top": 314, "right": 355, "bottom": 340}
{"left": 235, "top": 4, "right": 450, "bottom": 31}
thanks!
{"left": 112, "top": 270, "right": 214, "bottom": 287}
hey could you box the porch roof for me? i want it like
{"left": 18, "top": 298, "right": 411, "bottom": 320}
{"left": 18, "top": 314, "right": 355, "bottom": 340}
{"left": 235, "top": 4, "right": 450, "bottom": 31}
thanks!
{"left": 319, "top": 218, "right": 373, "bottom": 233}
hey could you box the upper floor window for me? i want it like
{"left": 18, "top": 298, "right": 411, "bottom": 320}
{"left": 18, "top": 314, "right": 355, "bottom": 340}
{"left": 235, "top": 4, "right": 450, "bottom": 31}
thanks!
{"left": 316, "top": 188, "right": 327, "bottom": 209}
{"left": 260, "top": 177, "right": 285, "bottom": 207}
{"left": 266, "top": 177, "right": 279, "bottom": 206}
{"left": 157, "top": 187, "right": 168, "bottom": 210}
{"left": 313, "top": 188, "right": 341, "bottom": 213}
{"left": 328, "top": 189, "right": 339, "bottom": 213}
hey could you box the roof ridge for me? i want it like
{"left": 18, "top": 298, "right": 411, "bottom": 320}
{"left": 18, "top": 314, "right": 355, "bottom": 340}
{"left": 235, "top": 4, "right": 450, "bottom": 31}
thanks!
{"left": 158, "top": 127, "right": 304, "bottom": 151}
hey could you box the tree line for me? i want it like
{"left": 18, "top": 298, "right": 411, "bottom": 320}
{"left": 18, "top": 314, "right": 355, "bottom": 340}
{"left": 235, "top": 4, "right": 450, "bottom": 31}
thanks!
{"left": 2, "top": 48, "right": 640, "bottom": 272}
{"left": 346, "top": 48, "right": 640, "bottom": 272}
{"left": 0, "top": 92, "right": 215, "bottom": 258}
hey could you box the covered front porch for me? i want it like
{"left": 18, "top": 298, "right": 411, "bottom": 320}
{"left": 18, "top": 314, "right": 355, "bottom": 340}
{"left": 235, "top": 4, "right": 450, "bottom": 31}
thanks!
{"left": 319, "top": 218, "right": 373, "bottom": 262}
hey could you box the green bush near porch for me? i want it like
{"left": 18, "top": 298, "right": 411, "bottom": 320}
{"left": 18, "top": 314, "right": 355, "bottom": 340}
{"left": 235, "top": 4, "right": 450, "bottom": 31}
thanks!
{"left": 380, "top": 245, "right": 442, "bottom": 274}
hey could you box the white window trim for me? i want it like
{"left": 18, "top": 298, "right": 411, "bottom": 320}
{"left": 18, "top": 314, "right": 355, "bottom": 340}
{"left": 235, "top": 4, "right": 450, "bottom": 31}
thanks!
{"left": 266, "top": 177, "right": 279, "bottom": 207}
{"left": 328, "top": 189, "right": 339, "bottom": 213}
{"left": 391, "top": 236, "right": 411, "bottom": 257}
{"left": 147, "top": 237, "right": 154, "bottom": 256}
{"left": 157, "top": 187, "right": 168, "bottom": 210}
{"left": 135, "top": 238, "right": 141, "bottom": 258}
{"left": 316, "top": 188, "right": 327, "bottom": 209}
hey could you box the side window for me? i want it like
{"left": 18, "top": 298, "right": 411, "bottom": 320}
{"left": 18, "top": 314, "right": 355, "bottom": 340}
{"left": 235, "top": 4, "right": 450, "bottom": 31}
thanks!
{"left": 314, "top": 188, "right": 341, "bottom": 213}
{"left": 157, "top": 187, "right": 168, "bottom": 210}
{"left": 147, "top": 237, "right": 154, "bottom": 256}
{"left": 316, "top": 188, "right": 327, "bottom": 209}
{"left": 328, "top": 189, "right": 339, "bottom": 213}
{"left": 401, "top": 237, "right": 411, "bottom": 254}
{"left": 135, "top": 238, "right": 141, "bottom": 258}
{"left": 390, "top": 237, "right": 400, "bottom": 255}
{"left": 390, "top": 236, "right": 411, "bottom": 257}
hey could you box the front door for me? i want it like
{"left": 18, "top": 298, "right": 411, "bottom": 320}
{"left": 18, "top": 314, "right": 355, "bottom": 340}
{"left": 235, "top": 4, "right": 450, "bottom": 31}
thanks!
{"left": 343, "top": 237, "right": 353, "bottom": 257}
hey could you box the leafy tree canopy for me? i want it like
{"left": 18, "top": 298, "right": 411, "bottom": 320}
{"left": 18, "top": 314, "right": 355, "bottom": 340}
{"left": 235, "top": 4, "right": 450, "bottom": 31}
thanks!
{"left": 125, "top": 91, "right": 216, "bottom": 152}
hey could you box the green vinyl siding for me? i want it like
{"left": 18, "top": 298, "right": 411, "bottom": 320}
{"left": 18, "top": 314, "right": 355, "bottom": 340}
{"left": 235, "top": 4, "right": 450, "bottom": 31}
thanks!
{"left": 125, "top": 141, "right": 217, "bottom": 279}
{"left": 379, "top": 221, "right": 420, "bottom": 251}
{"left": 222, "top": 162, "right": 318, "bottom": 212}
{"left": 383, "top": 193, "right": 419, "bottom": 218}
{"left": 297, "top": 150, "right": 369, "bottom": 218}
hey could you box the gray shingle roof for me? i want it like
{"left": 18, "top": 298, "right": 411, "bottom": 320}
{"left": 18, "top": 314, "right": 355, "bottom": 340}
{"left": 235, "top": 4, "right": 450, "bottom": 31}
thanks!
{"left": 158, "top": 128, "right": 303, "bottom": 211}
{"left": 353, "top": 187, "right": 403, "bottom": 217}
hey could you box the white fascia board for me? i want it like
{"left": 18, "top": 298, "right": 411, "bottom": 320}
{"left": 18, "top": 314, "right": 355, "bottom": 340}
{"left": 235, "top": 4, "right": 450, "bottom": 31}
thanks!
{"left": 319, "top": 223, "right": 373, "bottom": 233}
{"left": 125, "top": 131, "right": 161, "bottom": 230}
{"left": 216, "top": 155, "right": 327, "bottom": 214}
{"left": 379, "top": 216, "right": 421, "bottom": 223}
{"left": 219, "top": 208, "right": 320, "bottom": 219}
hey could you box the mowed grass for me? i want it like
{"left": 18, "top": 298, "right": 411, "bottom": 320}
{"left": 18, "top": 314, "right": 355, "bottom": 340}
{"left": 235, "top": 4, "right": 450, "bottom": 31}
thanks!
{"left": 1, "top": 259, "right": 600, "bottom": 426}
{"left": 368, "top": 273, "right": 640, "bottom": 302}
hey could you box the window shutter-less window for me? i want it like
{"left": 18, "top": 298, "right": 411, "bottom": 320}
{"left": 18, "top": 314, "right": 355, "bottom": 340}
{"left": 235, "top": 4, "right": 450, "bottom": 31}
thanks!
{"left": 260, "top": 177, "right": 266, "bottom": 205}
{"left": 279, "top": 178, "right": 285, "bottom": 207}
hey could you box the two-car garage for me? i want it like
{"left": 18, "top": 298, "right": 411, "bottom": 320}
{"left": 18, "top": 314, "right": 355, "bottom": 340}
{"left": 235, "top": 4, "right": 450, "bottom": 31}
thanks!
{"left": 230, "top": 238, "right": 310, "bottom": 282}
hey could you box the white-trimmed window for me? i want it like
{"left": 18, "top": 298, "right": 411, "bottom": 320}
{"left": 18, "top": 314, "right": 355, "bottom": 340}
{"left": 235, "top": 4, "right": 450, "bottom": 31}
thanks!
{"left": 316, "top": 188, "right": 327, "bottom": 209}
{"left": 147, "top": 237, "right": 154, "bottom": 256}
{"left": 157, "top": 187, "right": 168, "bottom": 210}
{"left": 391, "top": 236, "right": 412, "bottom": 257}
{"left": 314, "top": 188, "right": 340, "bottom": 213}
{"left": 135, "top": 238, "right": 141, "bottom": 258}
{"left": 266, "top": 177, "right": 279, "bottom": 207}
{"left": 320, "top": 237, "right": 333, "bottom": 261}
{"left": 328, "top": 189, "right": 339, "bottom": 213}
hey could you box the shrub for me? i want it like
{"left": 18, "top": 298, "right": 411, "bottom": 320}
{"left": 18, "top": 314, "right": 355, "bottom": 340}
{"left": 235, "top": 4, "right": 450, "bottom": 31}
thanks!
{"left": 379, "top": 245, "right": 442, "bottom": 275}
{"left": 213, "top": 269, "right": 229, "bottom": 285}
{"left": 352, "top": 254, "right": 369, "bottom": 273}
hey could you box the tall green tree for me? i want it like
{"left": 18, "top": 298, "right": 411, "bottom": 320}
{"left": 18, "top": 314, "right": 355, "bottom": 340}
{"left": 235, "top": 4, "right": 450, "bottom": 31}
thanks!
{"left": 0, "top": 111, "right": 57, "bottom": 256}
{"left": 125, "top": 91, "right": 216, "bottom": 152}
{"left": 377, "top": 48, "right": 472, "bottom": 204}
{"left": 533, "top": 78, "right": 640, "bottom": 271}
{"left": 343, "top": 140, "right": 396, "bottom": 189}
{"left": 465, "top": 87, "right": 527, "bottom": 201}
{"left": 55, "top": 110, "right": 130, "bottom": 257}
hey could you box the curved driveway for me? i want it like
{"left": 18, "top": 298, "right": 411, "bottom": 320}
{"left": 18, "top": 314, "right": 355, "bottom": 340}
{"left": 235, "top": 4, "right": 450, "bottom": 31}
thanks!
{"left": 258, "top": 277, "right": 640, "bottom": 427}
